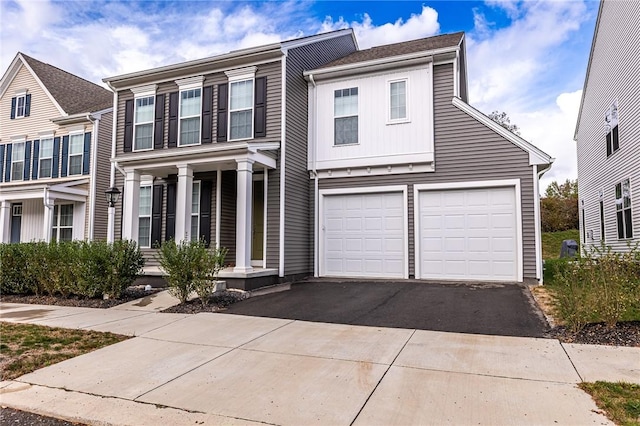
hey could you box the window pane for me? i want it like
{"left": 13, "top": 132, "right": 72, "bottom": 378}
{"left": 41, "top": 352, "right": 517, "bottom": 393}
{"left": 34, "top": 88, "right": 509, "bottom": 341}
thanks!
{"left": 11, "top": 162, "right": 23, "bottom": 180}
{"left": 335, "top": 116, "right": 358, "bottom": 145}
{"left": 139, "top": 186, "right": 152, "bottom": 215}
{"left": 624, "top": 208, "right": 633, "bottom": 238}
{"left": 40, "top": 158, "right": 52, "bottom": 178}
{"left": 334, "top": 88, "right": 358, "bottom": 116}
{"left": 40, "top": 139, "right": 53, "bottom": 157}
{"left": 390, "top": 81, "right": 407, "bottom": 120}
{"left": 192, "top": 182, "right": 200, "bottom": 214}
{"left": 135, "top": 96, "right": 154, "bottom": 123}
{"left": 59, "top": 228, "right": 73, "bottom": 242}
{"left": 60, "top": 205, "right": 74, "bottom": 226}
{"left": 180, "top": 89, "right": 201, "bottom": 117}
{"left": 135, "top": 123, "right": 153, "bottom": 150}
{"left": 138, "top": 217, "right": 151, "bottom": 247}
{"left": 16, "top": 96, "right": 25, "bottom": 116}
{"left": 230, "top": 80, "right": 253, "bottom": 110}
{"left": 180, "top": 117, "right": 200, "bottom": 145}
{"left": 612, "top": 125, "right": 619, "bottom": 152}
{"left": 69, "top": 155, "right": 82, "bottom": 175}
{"left": 13, "top": 142, "right": 24, "bottom": 158}
{"left": 191, "top": 217, "right": 199, "bottom": 242}
{"left": 617, "top": 211, "right": 624, "bottom": 239}
{"left": 69, "top": 134, "right": 83, "bottom": 154}
{"left": 230, "top": 110, "right": 252, "bottom": 140}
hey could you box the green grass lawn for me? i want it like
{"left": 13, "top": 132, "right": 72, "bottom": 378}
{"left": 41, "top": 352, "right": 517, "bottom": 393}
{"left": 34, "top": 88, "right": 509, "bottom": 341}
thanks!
{"left": 0, "top": 322, "right": 128, "bottom": 380}
{"left": 542, "top": 229, "right": 580, "bottom": 260}
{"left": 580, "top": 382, "right": 640, "bottom": 426}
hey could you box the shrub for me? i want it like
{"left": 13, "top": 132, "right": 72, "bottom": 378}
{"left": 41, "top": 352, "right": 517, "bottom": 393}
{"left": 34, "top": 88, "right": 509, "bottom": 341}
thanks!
{"left": 0, "top": 243, "right": 37, "bottom": 295}
{"left": 156, "top": 239, "right": 228, "bottom": 305}
{"left": 106, "top": 240, "right": 144, "bottom": 299}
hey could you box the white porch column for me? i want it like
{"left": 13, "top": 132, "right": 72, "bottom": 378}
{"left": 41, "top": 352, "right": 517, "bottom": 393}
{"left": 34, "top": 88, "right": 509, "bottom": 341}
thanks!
{"left": 235, "top": 159, "right": 254, "bottom": 273}
{"left": 107, "top": 205, "right": 115, "bottom": 243}
{"left": 175, "top": 164, "right": 193, "bottom": 243}
{"left": 0, "top": 201, "right": 11, "bottom": 244}
{"left": 122, "top": 169, "right": 140, "bottom": 242}
{"left": 43, "top": 192, "right": 55, "bottom": 243}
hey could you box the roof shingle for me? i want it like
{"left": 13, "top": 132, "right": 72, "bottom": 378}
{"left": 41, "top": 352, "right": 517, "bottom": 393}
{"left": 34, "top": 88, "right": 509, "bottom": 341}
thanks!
{"left": 21, "top": 54, "right": 113, "bottom": 115}
{"left": 316, "top": 32, "right": 464, "bottom": 70}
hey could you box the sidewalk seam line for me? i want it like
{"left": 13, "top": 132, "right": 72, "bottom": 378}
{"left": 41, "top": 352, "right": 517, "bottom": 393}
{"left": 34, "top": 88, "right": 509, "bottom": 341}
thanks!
{"left": 559, "top": 342, "right": 585, "bottom": 382}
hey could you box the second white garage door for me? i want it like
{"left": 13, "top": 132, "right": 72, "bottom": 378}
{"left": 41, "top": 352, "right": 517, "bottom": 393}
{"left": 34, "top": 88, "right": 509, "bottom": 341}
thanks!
{"left": 416, "top": 186, "right": 519, "bottom": 281}
{"left": 321, "top": 191, "right": 406, "bottom": 278}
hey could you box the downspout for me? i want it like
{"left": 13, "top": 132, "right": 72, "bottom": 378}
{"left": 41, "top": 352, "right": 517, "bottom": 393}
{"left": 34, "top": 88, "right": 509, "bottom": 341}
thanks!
{"left": 43, "top": 187, "right": 54, "bottom": 242}
{"left": 105, "top": 83, "right": 124, "bottom": 243}
{"left": 279, "top": 51, "right": 287, "bottom": 278}
{"left": 535, "top": 161, "right": 554, "bottom": 284}
{"left": 309, "top": 73, "right": 319, "bottom": 277}
{"left": 87, "top": 113, "right": 98, "bottom": 241}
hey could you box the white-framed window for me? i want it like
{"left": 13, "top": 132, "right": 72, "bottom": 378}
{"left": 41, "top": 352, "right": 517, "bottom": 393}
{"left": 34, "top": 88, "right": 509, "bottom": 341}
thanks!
{"left": 12, "top": 204, "right": 22, "bottom": 217}
{"left": 605, "top": 100, "right": 619, "bottom": 157}
{"left": 179, "top": 88, "right": 201, "bottom": 146}
{"left": 39, "top": 137, "right": 54, "bottom": 178}
{"left": 138, "top": 185, "right": 152, "bottom": 248}
{"left": 388, "top": 79, "right": 408, "bottom": 122}
{"left": 334, "top": 87, "right": 358, "bottom": 145}
{"left": 15, "top": 94, "right": 26, "bottom": 118}
{"left": 191, "top": 181, "right": 201, "bottom": 241}
{"left": 134, "top": 96, "right": 154, "bottom": 151}
{"left": 615, "top": 179, "right": 633, "bottom": 239}
{"left": 68, "top": 133, "right": 83, "bottom": 175}
{"left": 229, "top": 79, "right": 254, "bottom": 140}
{"left": 11, "top": 141, "right": 25, "bottom": 181}
{"left": 51, "top": 204, "right": 74, "bottom": 242}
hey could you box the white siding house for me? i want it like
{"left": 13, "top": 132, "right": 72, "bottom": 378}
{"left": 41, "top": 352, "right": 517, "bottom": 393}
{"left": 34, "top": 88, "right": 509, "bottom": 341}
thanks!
{"left": 575, "top": 0, "right": 640, "bottom": 253}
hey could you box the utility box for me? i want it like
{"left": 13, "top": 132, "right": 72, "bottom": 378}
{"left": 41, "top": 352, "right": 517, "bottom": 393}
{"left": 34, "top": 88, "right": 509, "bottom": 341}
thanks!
{"left": 560, "top": 239, "right": 579, "bottom": 258}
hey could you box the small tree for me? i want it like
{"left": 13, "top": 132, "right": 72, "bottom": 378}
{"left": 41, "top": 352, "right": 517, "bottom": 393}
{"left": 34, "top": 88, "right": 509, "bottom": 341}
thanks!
{"left": 541, "top": 179, "right": 579, "bottom": 232}
{"left": 489, "top": 111, "right": 521, "bottom": 135}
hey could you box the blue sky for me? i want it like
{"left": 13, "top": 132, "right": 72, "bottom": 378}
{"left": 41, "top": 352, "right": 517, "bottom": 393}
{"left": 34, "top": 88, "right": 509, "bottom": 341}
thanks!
{"left": 0, "top": 0, "right": 600, "bottom": 189}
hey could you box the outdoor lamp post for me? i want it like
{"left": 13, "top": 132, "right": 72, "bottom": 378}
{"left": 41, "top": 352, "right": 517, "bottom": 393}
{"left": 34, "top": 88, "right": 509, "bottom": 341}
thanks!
{"left": 105, "top": 186, "right": 121, "bottom": 243}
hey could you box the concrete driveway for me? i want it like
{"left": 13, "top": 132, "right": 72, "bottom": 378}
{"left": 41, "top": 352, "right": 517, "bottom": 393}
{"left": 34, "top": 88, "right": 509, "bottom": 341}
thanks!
{"left": 225, "top": 279, "right": 549, "bottom": 338}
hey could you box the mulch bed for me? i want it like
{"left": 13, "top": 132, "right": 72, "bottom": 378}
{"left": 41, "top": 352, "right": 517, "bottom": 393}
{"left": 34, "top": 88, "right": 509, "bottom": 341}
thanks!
{"left": 547, "top": 321, "right": 640, "bottom": 347}
{"left": 0, "top": 286, "right": 163, "bottom": 309}
{"left": 161, "top": 291, "right": 249, "bottom": 314}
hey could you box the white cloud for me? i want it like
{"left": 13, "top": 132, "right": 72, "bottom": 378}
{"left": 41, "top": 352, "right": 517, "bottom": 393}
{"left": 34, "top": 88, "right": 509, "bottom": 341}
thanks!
{"left": 320, "top": 5, "right": 440, "bottom": 49}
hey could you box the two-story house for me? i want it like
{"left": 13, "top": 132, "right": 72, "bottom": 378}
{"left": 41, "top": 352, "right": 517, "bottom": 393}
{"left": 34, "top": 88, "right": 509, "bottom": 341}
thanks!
{"left": 305, "top": 33, "right": 553, "bottom": 283}
{"left": 575, "top": 0, "right": 639, "bottom": 253}
{"left": 103, "top": 30, "right": 358, "bottom": 289}
{"left": 0, "top": 53, "right": 113, "bottom": 243}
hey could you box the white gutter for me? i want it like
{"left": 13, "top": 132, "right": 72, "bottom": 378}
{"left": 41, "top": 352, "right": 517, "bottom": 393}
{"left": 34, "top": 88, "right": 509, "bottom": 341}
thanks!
{"left": 308, "top": 73, "right": 319, "bottom": 277}
{"left": 535, "top": 161, "right": 554, "bottom": 284}
{"left": 279, "top": 50, "right": 288, "bottom": 278}
{"left": 106, "top": 84, "right": 120, "bottom": 243}
{"left": 88, "top": 112, "right": 98, "bottom": 240}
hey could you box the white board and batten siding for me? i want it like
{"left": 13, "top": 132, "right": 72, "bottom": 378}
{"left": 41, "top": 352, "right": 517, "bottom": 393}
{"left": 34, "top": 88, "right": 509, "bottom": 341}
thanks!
{"left": 310, "top": 66, "right": 434, "bottom": 170}
{"left": 576, "top": 0, "right": 640, "bottom": 253}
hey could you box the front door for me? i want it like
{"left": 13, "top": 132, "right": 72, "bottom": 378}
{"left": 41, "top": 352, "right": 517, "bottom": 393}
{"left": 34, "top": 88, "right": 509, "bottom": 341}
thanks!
{"left": 251, "top": 179, "right": 264, "bottom": 263}
{"left": 10, "top": 203, "right": 22, "bottom": 243}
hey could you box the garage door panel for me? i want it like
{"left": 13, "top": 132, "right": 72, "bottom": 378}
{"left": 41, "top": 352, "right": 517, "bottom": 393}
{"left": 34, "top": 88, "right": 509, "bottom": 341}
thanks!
{"left": 323, "top": 192, "right": 405, "bottom": 278}
{"left": 418, "top": 186, "right": 518, "bottom": 282}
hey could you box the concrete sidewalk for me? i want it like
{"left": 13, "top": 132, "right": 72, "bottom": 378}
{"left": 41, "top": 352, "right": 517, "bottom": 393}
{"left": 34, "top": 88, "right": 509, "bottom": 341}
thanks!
{"left": 1, "top": 302, "right": 638, "bottom": 426}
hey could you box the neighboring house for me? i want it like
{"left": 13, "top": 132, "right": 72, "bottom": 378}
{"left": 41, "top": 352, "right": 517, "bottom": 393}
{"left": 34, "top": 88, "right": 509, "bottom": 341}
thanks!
{"left": 0, "top": 53, "right": 113, "bottom": 243}
{"left": 575, "top": 0, "right": 639, "bottom": 254}
{"left": 305, "top": 32, "right": 554, "bottom": 283}
{"left": 103, "top": 30, "right": 358, "bottom": 289}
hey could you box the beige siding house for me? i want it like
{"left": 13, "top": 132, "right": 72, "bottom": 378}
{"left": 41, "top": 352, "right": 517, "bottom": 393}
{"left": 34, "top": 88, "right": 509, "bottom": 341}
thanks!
{"left": 575, "top": 0, "right": 640, "bottom": 253}
{"left": 306, "top": 33, "right": 553, "bottom": 283}
{"left": 0, "top": 53, "right": 113, "bottom": 243}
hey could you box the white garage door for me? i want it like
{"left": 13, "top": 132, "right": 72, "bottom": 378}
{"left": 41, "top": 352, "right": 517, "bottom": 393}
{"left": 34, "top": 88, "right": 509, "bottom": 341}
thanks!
{"left": 417, "top": 186, "right": 518, "bottom": 281}
{"left": 322, "top": 192, "right": 406, "bottom": 278}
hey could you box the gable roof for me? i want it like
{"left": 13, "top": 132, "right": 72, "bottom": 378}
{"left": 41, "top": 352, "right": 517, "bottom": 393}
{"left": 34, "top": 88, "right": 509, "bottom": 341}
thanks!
{"left": 315, "top": 32, "right": 464, "bottom": 70}
{"left": 0, "top": 53, "right": 113, "bottom": 116}
{"left": 19, "top": 54, "right": 113, "bottom": 115}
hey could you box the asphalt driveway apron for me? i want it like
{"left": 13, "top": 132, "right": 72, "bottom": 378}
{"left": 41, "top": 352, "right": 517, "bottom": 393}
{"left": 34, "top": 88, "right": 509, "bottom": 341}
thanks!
{"left": 224, "top": 280, "right": 549, "bottom": 337}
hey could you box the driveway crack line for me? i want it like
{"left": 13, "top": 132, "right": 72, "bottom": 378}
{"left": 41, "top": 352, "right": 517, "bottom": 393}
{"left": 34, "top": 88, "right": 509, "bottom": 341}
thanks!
{"left": 559, "top": 341, "right": 585, "bottom": 382}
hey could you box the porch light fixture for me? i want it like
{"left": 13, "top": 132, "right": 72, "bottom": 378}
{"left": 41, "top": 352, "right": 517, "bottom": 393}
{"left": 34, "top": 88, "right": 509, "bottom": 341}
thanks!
{"left": 105, "top": 186, "right": 121, "bottom": 208}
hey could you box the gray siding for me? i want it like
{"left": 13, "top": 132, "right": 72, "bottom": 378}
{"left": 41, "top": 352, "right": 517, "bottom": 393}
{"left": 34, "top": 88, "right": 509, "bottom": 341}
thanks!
{"left": 220, "top": 170, "right": 237, "bottom": 263}
{"left": 576, "top": 0, "right": 640, "bottom": 253}
{"left": 266, "top": 163, "right": 280, "bottom": 269}
{"left": 283, "top": 34, "right": 358, "bottom": 276}
{"left": 317, "top": 63, "right": 537, "bottom": 279}
{"left": 92, "top": 110, "right": 112, "bottom": 240}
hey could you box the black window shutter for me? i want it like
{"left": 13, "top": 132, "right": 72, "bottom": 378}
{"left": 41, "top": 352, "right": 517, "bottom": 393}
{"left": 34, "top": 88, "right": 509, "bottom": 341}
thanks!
{"left": 4, "top": 144, "right": 11, "bottom": 182}
{"left": 23, "top": 141, "right": 31, "bottom": 181}
{"left": 168, "top": 92, "right": 179, "bottom": 148}
{"left": 10, "top": 97, "right": 16, "bottom": 119}
{"left": 32, "top": 140, "right": 40, "bottom": 180}
{"left": 82, "top": 132, "right": 91, "bottom": 175}
{"left": 612, "top": 125, "right": 619, "bottom": 152}
{"left": 154, "top": 94, "right": 165, "bottom": 149}
{"left": 0, "top": 144, "right": 5, "bottom": 183}
{"left": 216, "top": 83, "right": 228, "bottom": 142}
{"left": 61, "top": 136, "right": 69, "bottom": 177}
{"left": 254, "top": 77, "right": 267, "bottom": 138}
{"left": 165, "top": 182, "right": 177, "bottom": 241}
{"left": 52, "top": 137, "right": 60, "bottom": 178}
{"left": 24, "top": 94, "right": 31, "bottom": 117}
{"left": 151, "top": 184, "right": 164, "bottom": 246}
{"left": 199, "top": 180, "right": 212, "bottom": 247}
{"left": 124, "top": 99, "right": 134, "bottom": 152}
{"left": 201, "top": 86, "right": 213, "bottom": 144}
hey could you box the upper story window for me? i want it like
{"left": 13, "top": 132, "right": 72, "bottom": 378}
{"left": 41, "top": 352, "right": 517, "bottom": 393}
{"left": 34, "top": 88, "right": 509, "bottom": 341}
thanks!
{"left": 229, "top": 80, "right": 254, "bottom": 140}
{"left": 68, "top": 133, "right": 83, "bottom": 176}
{"left": 10, "top": 91, "right": 30, "bottom": 119}
{"left": 11, "top": 141, "right": 25, "bottom": 181}
{"left": 15, "top": 95, "right": 26, "bottom": 118}
{"left": 605, "top": 100, "right": 619, "bottom": 157}
{"left": 39, "top": 137, "right": 54, "bottom": 178}
{"left": 179, "top": 88, "right": 201, "bottom": 146}
{"left": 134, "top": 96, "right": 154, "bottom": 151}
{"left": 388, "top": 79, "right": 408, "bottom": 123}
{"left": 615, "top": 179, "right": 633, "bottom": 239}
{"left": 191, "top": 181, "right": 201, "bottom": 241}
{"left": 138, "top": 185, "right": 152, "bottom": 248}
{"left": 334, "top": 87, "right": 358, "bottom": 145}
